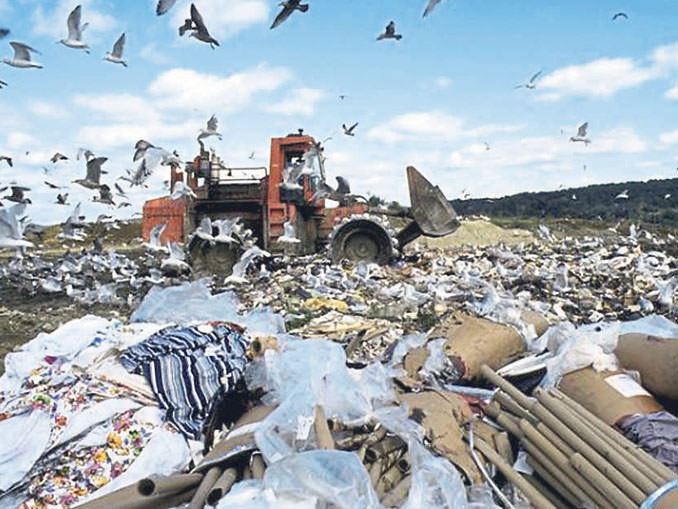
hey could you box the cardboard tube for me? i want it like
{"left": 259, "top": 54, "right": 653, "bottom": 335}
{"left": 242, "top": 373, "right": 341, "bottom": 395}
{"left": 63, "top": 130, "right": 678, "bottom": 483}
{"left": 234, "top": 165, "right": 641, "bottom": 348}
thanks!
{"left": 481, "top": 364, "right": 533, "bottom": 409}
{"left": 526, "top": 456, "right": 582, "bottom": 509}
{"left": 495, "top": 390, "right": 537, "bottom": 423}
{"left": 206, "top": 467, "right": 238, "bottom": 506}
{"left": 552, "top": 388, "right": 677, "bottom": 483}
{"left": 137, "top": 473, "right": 203, "bottom": 497}
{"left": 369, "top": 458, "right": 383, "bottom": 487}
{"left": 241, "top": 465, "right": 252, "bottom": 480}
{"left": 313, "top": 405, "right": 335, "bottom": 450}
{"left": 380, "top": 474, "right": 411, "bottom": 507}
{"left": 493, "top": 431, "right": 514, "bottom": 465}
{"left": 570, "top": 453, "right": 638, "bottom": 509}
{"left": 188, "top": 466, "right": 222, "bottom": 509}
{"left": 537, "top": 389, "right": 658, "bottom": 496}
{"left": 469, "top": 434, "right": 557, "bottom": 509}
{"left": 376, "top": 462, "right": 405, "bottom": 498}
{"left": 78, "top": 486, "right": 199, "bottom": 509}
{"left": 250, "top": 453, "right": 266, "bottom": 480}
{"left": 365, "top": 435, "right": 406, "bottom": 462}
{"left": 336, "top": 432, "right": 370, "bottom": 450}
{"left": 396, "top": 455, "right": 410, "bottom": 474}
{"left": 523, "top": 470, "right": 572, "bottom": 509}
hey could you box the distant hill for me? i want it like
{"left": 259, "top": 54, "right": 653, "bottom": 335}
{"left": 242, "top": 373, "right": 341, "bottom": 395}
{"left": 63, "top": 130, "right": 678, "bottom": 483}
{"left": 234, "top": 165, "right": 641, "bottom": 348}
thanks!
{"left": 450, "top": 178, "right": 678, "bottom": 225}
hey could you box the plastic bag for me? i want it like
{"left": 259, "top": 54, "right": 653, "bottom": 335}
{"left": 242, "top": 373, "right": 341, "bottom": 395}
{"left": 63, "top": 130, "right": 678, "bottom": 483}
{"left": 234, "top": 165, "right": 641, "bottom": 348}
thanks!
{"left": 215, "top": 480, "right": 318, "bottom": 509}
{"left": 264, "top": 450, "right": 381, "bottom": 509}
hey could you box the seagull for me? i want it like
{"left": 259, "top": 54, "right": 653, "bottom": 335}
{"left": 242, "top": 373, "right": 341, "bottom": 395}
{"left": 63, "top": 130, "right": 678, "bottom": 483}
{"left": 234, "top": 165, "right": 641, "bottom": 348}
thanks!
{"left": 198, "top": 114, "right": 222, "bottom": 142}
{"left": 133, "top": 139, "right": 155, "bottom": 161}
{"left": 171, "top": 180, "right": 197, "bottom": 200}
{"left": 0, "top": 155, "right": 12, "bottom": 167}
{"left": 60, "top": 203, "right": 87, "bottom": 241}
{"left": 342, "top": 122, "right": 358, "bottom": 136}
{"left": 377, "top": 21, "right": 402, "bottom": 41}
{"left": 4, "top": 186, "right": 31, "bottom": 204}
{"left": 93, "top": 184, "right": 115, "bottom": 206}
{"left": 278, "top": 220, "right": 301, "bottom": 244}
{"left": 0, "top": 29, "right": 9, "bottom": 39}
{"left": 50, "top": 152, "right": 68, "bottom": 163}
{"left": 423, "top": 0, "right": 444, "bottom": 18}
{"left": 571, "top": 194, "right": 577, "bottom": 201}
{"left": 612, "top": 12, "right": 628, "bottom": 21}
{"left": 74, "top": 156, "right": 107, "bottom": 189}
{"left": 484, "top": 142, "right": 491, "bottom": 151}
{"left": 248, "top": 151, "right": 255, "bottom": 160}
{"left": 161, "top": 242, "right": 191, "bottom": 275}
{"left": 44, "top": 181, "right": 62, "bottom": 189}
{"left": 270, "top": 0, "right": 309, "bottom": 29}
{"left": 146, "top": 221, "right": 168, "bottom": 251}
{"left": 117, "top": 201, "right": 131, "bottom": 208}
{"left": 335, "top": 176, "right": 350, "bottom": 195}
{"left": 615, "top": 189, "right": 629, "bottom": 200}
{"left": 104, "top": 33, "right": 127, "bottom": 67}
{"left": 114, "top": 182, "right": 127, "bottom": 198}
{"left": 60, "top": 5, "right": 89, "bottom": 53}
{"left": 0, "top": 202, "right": 33, "bottom": 249}
{"left": 2, "top": 42, "right": 43, "bottom": 68}
{"left": 179, "top": 4, "right": 219, "bottom": 49}
{"left": 665, "top": 193, "right": 671, "bottom": 200}
{"left": 0, "top": 80, "right": 6, "bottom": 89}
{"left": 515, "top": 70, "right": 542, "bottom": 89}
{"left": 56, "top": 193, "right": 69, "bottom": 205}
{"left": 569, "top": 122, "right": 591, "bottom": 145}
{"left": 339, "top": 94, "right": 347, "bottom": 100}
{"left": 156, "top": 0, "right": 177, "bottom": 15}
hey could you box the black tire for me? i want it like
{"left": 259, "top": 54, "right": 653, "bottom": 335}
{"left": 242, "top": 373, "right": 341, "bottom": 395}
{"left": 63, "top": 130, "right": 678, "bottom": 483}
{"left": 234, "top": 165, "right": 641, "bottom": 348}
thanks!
{"left": 330, "top": 218, "right": 394, "bottom": 265}
{"left": 188, "top": 237, "right": 242, "bottom": 278}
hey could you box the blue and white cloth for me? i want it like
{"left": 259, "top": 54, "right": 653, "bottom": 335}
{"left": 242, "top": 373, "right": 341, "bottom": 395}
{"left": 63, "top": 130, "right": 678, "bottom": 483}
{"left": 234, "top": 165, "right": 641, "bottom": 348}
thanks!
{"left": 120, "top": 324, "right": 248, "bottom": 439}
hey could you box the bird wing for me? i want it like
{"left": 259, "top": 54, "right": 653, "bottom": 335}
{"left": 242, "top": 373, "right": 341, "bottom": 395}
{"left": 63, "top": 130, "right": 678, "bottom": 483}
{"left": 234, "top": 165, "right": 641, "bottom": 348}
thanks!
{"left": 156, "top": 0, "right": 177, "bottom": 15}
{"left": 529, "top": 70, "right": 542, "bottom": 83}
{"left": 112, "top": 33, "right": 125, "bottom": 57}
{"left": 68, "top": 203, "right": 82, "bottom": 224}
{"left": 67, "top": 5, "right": 83, "bottom": 40}
{"left": 271, "top": 4, "right": 294, "bottom": 29}
{"left": 190, "top": 3, "right": 209, "bottom": 33}
{"left": 577, "top": 122, "right": 588, "bottom": 137}
{"left": 422, "top": 0, "right": 442, "bottom": 18}
{"left": 10, "top": 42, "right": 39, "bottom": 61}
{"left": 206, "top": 114, "right": 218, "bottom": 132}
{"left": 86, "top": 157, "right": 107, "bottom": 182}
{"left": 386, "top": 21, "right": 396, "bottom": 35}
{"left": 348, "top": 122, "right": 359, "bottom": 132}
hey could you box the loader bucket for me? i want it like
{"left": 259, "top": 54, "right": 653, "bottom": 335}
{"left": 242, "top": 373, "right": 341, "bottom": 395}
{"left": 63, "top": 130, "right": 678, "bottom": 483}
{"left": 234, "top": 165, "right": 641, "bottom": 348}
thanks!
{"left": 406, "top": 166, "right": 458, "bottom": 237}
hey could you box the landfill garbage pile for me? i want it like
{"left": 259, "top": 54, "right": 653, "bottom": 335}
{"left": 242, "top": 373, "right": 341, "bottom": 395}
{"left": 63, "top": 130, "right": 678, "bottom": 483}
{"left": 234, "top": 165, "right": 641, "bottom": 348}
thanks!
{"left": 1, "top": 222, "right": 678, "bottom": 508}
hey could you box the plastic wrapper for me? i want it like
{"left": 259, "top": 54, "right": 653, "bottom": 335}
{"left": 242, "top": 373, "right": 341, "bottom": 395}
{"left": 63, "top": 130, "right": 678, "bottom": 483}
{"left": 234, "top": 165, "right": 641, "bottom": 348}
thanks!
{"left": 215, "top": 479, "right": 317, "bottom": 509}
{"left": 131, "top": 280, "right": 240, "bottom": 324}
{"left": 466, "top": 483, "right": 501, "bottom": 508}
{"left": 264, "top": 450, "right": 381, "bottom": 509}
{"left": 402, "top": 441, "right": 469, "bottom": 509}
{"left": 619, "top": 411, "right": 678, "bottom": 472}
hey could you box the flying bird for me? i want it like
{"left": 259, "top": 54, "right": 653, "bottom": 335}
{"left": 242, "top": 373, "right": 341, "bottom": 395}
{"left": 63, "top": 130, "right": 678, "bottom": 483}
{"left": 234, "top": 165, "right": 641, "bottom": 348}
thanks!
{"left": 179, "top": 4, "right": 219, "bottom": 49}
{"left": 248, "top": 151, "right": 255, "bottom": 160}
{"left": 114, "top": 182, "right": 127, "bottom": 198}
{"left": 484, "top": 142, "right": 491, "bottom": 151}
{"left": 0, "top": 202, "right": 34, "bottom": 249}
{"left": 156, "top": 0, "right": 177, "bottom": 15}
{"left": 335, "top": 176, "right": 350, "bottom": 195}
{"left": 271, "top": 0, "right": 309, "bottom": 30}
{"left": 50, "top": 152, "right": 68, "bottom": 163}
{"left": 171, "top": 180, "right": 197, "bottom": 200}
{"left": 339, "top": 94, "right": 347, "bottom": 100}
{"left": 56, "top": 193, "right": 69, "bottom": 205}
{"left": 569, "top": 122, "right": 591, "bottom": 145}
{"left": 422, "top": 0, "right": 444, "bottom": 18}
{"left": 612, "top": 12, "right": 628, "bottom": 21}
{"left": 4, "top": 185, "right": 31, "bottom": 204}
{"left": 0, "top": 155, "right": 12, "bottom": 167}
{"left": 74, "top": 156, "right": 107, "bottom": 189}
{"left": 60, "top": 5, "right": 89, "bottom": 52}
{"left": 198, "top": 114, "right": 222, "bottom": 142}
{"left": 615, "top": 189, "right": 629, "bottom": 200}
{"left": 93, "top": 184, "right": 115, "bottom": 206}
{"left": 2, "top": 42, "right": 43, "bottom": 68}
{"left": 665, "top": 193, "right": 671, "bottom": 200}
{"left": 0, "top": 80, "right": 6, "bottom": 88}
{"left": 0, "top": 29, "right": 9, "bottom": 39}
{"left": 515, "top": 70, "right": 542, "bottom": 89}
{"left": 377, "top": 21, "right": 402, "bottom": 41}
{"left": 44, "top": 181, "right": 62, "bottom": 189}
{"left": 104, "top": 33, "right": 127, "bottom": 67}
{"left": 342, "top": 122, "right": 358, "bottom": 136}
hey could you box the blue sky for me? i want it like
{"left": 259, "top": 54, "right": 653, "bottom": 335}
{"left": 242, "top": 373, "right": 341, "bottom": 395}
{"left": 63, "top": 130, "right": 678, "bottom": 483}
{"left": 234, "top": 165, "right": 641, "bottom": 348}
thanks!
{"left": 2, "top": 0, "right": 678, "bottom": 224}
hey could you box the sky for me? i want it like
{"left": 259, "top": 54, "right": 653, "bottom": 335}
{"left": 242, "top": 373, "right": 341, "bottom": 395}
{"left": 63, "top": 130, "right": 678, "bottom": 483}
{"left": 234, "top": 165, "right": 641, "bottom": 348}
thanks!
{"left": 2, "top": 0, "right": 678, "bottom": 224}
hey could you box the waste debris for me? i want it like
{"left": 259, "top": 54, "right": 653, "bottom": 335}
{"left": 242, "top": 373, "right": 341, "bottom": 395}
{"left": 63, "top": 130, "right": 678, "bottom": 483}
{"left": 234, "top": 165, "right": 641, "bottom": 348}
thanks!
{"left": 1, "top": 219, "right": 678, "bottom": 508}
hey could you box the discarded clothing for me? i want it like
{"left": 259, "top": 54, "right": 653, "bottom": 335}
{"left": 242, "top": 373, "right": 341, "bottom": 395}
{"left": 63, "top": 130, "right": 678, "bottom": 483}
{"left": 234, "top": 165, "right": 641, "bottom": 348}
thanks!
{"left": 619, "top": 411, "right": 678, "bottom": 472}
{"left": 120, "top": 324, "right": 249, "bottom": 439}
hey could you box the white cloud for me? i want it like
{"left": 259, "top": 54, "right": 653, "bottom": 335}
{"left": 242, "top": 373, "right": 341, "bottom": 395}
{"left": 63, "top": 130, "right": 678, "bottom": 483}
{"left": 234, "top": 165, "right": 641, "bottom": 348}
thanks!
{"left": 665, "top": 85, "right": 678, "bottom": 100}
{"left": 6, "top": 132, "right": 37, "bottom": 150}
{"left": 148, "top": 65, "right": 292, "bottom": 112}
{"left": 169, "top": 0, "right": 268, "bottom": 39}
{"left": 32, "top": 0, "right": 116, "bottom": 39}
{"left": 537, "top": 58, "right": 658, "bottom": 100}
{"left": 29, "top": 101, "right": 68, "bottom": 118}
{"left": 659, "top": 130, "right": 678, "bottom": 145}
{"left": 139, "top": 42, "right": 173, "bottom": 66}
{"left": 434, "top": 77, "right": 452, "bottom": 88}
{"left": 264, "top": 88, "right": 326, "bottom": 115}
{"left": 73, "top": 93, "right": 161, "bottom": 123}
{"left": 76, "top": 121, "right": 201, "bottom": 150}
{"left": 367, "top": 111, "right": 522, "bottom": 144}
{"left": 650, "top": 42, "right": 678, "bottom": 70}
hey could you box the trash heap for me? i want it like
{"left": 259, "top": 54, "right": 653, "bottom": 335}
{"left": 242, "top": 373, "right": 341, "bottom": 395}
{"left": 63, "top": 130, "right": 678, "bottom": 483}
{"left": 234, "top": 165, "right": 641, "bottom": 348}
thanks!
{"left": 1, "top": 222, "right": 678, "bottom": 508}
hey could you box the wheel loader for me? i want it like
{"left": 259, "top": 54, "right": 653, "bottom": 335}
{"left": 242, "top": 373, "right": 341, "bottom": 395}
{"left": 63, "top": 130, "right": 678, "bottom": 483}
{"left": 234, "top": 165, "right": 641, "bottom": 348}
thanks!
{"left": 142, "top": 130, "right": 459, "bottom": 275}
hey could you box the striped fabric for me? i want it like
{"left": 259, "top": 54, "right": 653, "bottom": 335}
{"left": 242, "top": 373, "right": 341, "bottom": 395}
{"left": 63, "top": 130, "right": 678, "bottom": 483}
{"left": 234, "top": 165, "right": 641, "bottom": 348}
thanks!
{"left": 120, "top": 324, "right": 248, "bottom": 439}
